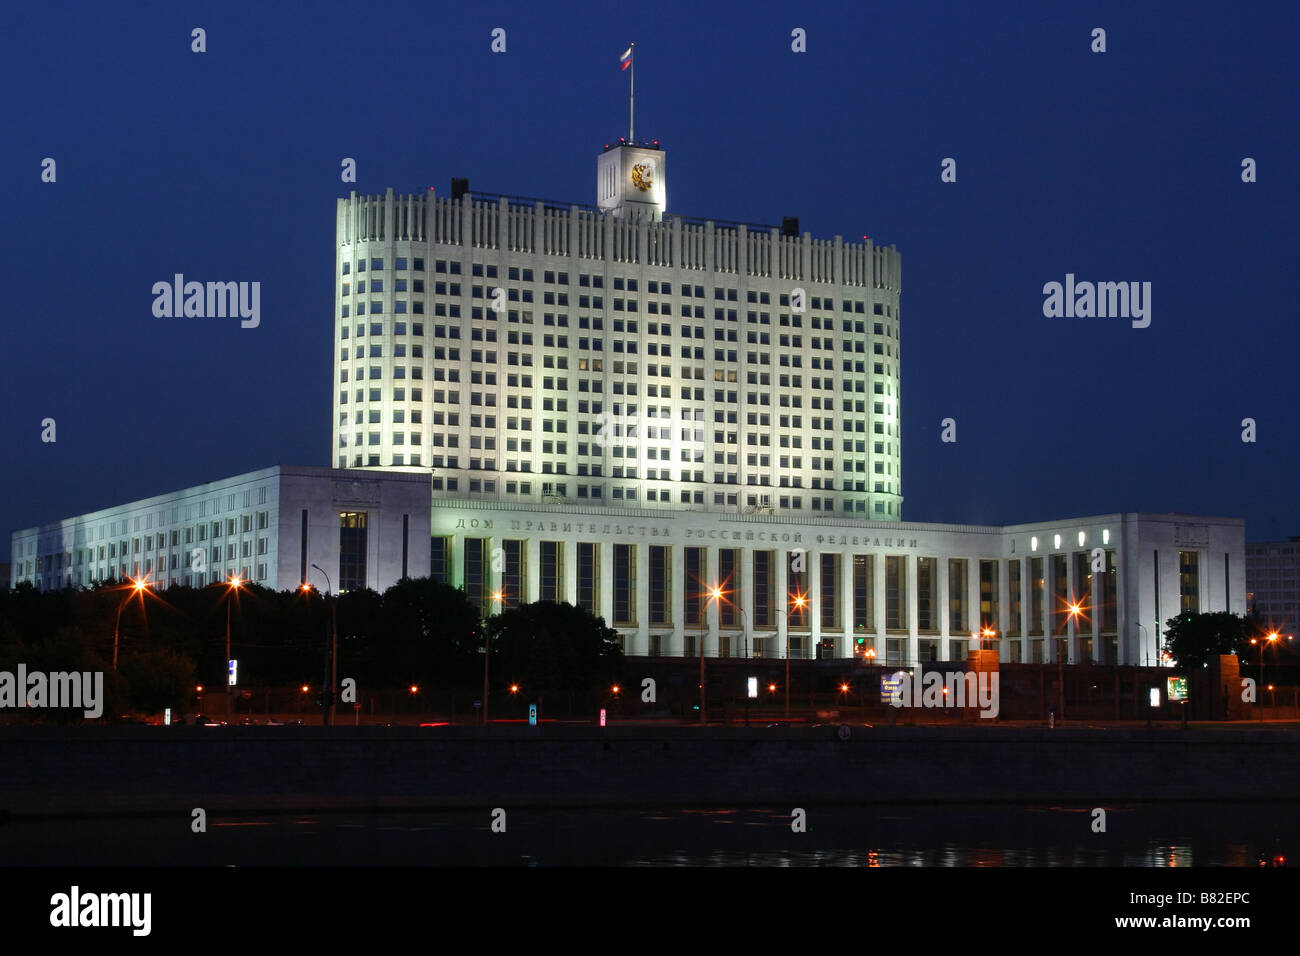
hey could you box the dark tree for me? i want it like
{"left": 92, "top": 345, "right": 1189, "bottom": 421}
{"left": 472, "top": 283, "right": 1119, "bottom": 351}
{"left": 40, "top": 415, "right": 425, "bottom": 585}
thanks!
{"left": 1162, "top": 610, "right": 1253, "bottom": 670}
{"left": 377, "top": 577, "right": 481, "bottom": 688}
{"left": 120, "top": 649, "right": 196, "bottom": 715}
{"left": 488, "top": 601, "right": 624, "bottom": 713}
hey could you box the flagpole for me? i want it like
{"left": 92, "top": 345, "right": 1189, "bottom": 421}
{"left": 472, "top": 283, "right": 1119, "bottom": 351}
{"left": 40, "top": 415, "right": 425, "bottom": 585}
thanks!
{"left": 629, "top": 42, "right": 635, "bottom": 142}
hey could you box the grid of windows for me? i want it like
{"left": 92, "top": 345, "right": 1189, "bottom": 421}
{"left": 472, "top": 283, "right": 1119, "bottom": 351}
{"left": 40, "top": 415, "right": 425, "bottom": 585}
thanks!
{"left": 853, "top": 554, "right": 874, "bottom": 635}
{"left": 649, "top": 545, "right": 671, "bottom": 626}
{"left": 684, "top": 546, "right": 705, "bottom": 627}
{"left": 886, "top": 556, "right": 907, "bottom": 631}
{"left": 577, "top": 542, "right": 598, "bottom": 614}
{"left": 613, "top": 544, "right": 636, "bottom": 626}
{"left": 752, "top": 550, "right": 774, "bottom": 627}
{"left": 717, "top": 548, "right": 739, "bottom": 628}
{"left": 979, "top": 560, "right": 999, "bottom": 632}
{"left": 334, "top": 188, "right": 903, "bottom": 519}
{"left": 339, "top": 512, "right": 367, "bottom": 592}
{"left": 1179, "top": 550, "right": 1200, "bottom": 613}
{"left": 949, "top": 558, "right": 968, "bottom": 634}
{"left": 464, "top": 537, "right": 489, "bottom": 614}
{"left": 916, "top": 557, "right": 937, "bottom": 632}
{"left": 502, "top": 539, "right": 525, "bottom": 607}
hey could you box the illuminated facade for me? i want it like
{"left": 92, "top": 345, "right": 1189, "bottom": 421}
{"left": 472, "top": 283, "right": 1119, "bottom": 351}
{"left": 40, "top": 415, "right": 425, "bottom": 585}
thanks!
{"left": 327, "top": 142, "right": 1246, "bottom": 665}
{"left": 430, "top": 504, "right": 1244, "bottom": 666}
{"left": 10, "top": 467, "right": 430, "bottom": 595}
{"left": 333, "top": 141, "right": 904, "bottom": 520}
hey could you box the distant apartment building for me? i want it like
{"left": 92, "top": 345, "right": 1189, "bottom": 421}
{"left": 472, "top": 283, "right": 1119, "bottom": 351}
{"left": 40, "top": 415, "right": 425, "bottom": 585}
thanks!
{"left": 1246, "top": 536, "right": 1300, "bottom": 629}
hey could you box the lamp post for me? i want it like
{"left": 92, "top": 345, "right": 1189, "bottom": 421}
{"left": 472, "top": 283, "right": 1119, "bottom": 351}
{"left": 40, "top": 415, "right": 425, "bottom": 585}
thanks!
{"left": 737, "top": 605, "right": 750, "bottom": 661}
{"left": 112, "top": 576, "right": 150, "bottom": 671}
{"left": 223, "top": 575, "right": 244, "bottom": 724}
{"left": 699, "top": 586, "right": 725, "bottom": 723}
{"left": 1059, "top": 603, "right": 1082, "bottom": 722}
{"left": 482, "top": 590, "right": 503, "bottom": 726}
{"left": 306, "top": 564, "right": 338, "bottom": 727}
{"left": 777, "top": 593, "right": 807, "bottom": 722}
{"left": 1251, "top": 631, "right": 1286, "bottom": 723}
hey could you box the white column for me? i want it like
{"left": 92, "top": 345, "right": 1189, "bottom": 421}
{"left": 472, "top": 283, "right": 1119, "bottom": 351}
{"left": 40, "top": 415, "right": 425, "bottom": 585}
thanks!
{"left": 967, "top": 557, "right": 980, "bottom": 659}
{"left": 563, "top": 539, "right": 577, "bottom": 608}
{"left": 526, "top": 537, "right": 541, "bottom": 606}
{"left": 937, "top": 557, "right": 950, "bottom": 661}
{"left": 776, "top": 547, "right": 789, "bottom": 660}
{"left": 905, "top": 553, "right": 919, "bottom": 667}
{"left": 1089, "top": 552, "right": 1101, "bottom": 663}
{"left": 634, "top": 543, "right": 650, "bottom": 655}
{"left": 873, "top": 553, "right": 885, "bottom": 661}
{"left": 841, "top": 551, "right": 854, "bottom": 658}
{"left": 808, "top": 547, "right": 822, "bottom": 657}
{"left": 599, "top": 540, "right": 615, "bottom": 646}
{"left": 672, "top": 542, "right": 688, "bottom": 658}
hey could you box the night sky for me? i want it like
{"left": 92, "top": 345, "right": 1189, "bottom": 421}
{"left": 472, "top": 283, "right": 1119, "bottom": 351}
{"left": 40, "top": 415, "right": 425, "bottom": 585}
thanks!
{"left": 4, "top": 0, "right": 1298, "bottom": 562}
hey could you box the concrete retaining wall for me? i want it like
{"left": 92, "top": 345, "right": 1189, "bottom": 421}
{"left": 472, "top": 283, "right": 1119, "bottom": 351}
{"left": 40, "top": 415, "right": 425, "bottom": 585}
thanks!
{"left": 1, "top": 725, "right": 1296, "bottom": 816}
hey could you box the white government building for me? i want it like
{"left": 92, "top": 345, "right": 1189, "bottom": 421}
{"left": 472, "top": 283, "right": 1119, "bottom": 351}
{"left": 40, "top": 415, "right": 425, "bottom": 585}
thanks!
{"left": 10, "top": 139, "right": 1246, "bottom": 667}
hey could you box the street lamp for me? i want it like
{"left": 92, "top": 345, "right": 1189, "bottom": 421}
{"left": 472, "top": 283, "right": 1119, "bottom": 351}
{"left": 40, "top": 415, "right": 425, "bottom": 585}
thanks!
{"left": 1057, "top": 603, "right": 1083, "bottom": 721}
{"left": 309, "top": 564, "right": 338, "bottom": 727}
{"left": 223, "top": 574, "right": 244, "bottom": 724}
{"left": 778, "top": 593, "right": 807, "bottom": 721}
{"left": 698, "top": 585, "right": 724, "bottom": 722}
{"left": 112, "top": 575, "right": 151, "bottom": 671}
{"left": 1250, "top": 631, "right": 1288, "bottom": 723}
{"left": 482, "top": 590, "right": 503, "bottom": 726}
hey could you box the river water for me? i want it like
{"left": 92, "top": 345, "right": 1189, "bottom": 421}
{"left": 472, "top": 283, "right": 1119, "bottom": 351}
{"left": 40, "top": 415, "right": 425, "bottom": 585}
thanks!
{"left": 2, "top": 802, "right": 1292, "bottom": 866}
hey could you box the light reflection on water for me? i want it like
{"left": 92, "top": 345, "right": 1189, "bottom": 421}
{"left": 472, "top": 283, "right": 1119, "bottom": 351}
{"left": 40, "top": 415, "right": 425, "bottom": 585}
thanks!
{"left": 0, "top": 802, "right": 1289, "bottom": 866}
{"left": 625, "top": 845, "right": 1207, "bottom": 867}
{"left": 616, "top": 805, "right": 1290, "bottom": 867}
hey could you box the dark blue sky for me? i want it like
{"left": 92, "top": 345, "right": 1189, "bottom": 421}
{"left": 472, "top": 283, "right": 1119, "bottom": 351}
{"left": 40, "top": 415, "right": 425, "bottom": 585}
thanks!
{"left": 5, "top": 0, "right": 1298, "bottom": 561}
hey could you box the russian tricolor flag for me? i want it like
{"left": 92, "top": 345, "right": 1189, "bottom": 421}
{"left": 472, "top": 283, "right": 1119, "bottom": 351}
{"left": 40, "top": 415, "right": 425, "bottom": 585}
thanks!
{"left": 620, "top": 46, "right": 632, "bottom": 70}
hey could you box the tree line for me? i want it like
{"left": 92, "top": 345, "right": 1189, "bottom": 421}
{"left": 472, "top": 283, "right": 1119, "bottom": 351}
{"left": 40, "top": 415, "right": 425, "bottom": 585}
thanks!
{"left": 0, "top": 578, "right": 623, "bottom": 721}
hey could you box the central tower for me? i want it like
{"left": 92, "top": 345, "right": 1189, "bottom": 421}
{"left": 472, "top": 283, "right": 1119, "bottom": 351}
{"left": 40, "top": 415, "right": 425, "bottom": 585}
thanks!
{"left": 596, "top": 141, "right": 666, "bottom": 220}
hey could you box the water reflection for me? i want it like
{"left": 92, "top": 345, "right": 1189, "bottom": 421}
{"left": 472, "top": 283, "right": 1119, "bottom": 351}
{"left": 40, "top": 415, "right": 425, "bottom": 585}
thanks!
{"left": 618, "top": 803, "right": 1294, "bottom": 867}
{"left": 1, "top": 801, "right": 1291, "bottom": 867}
